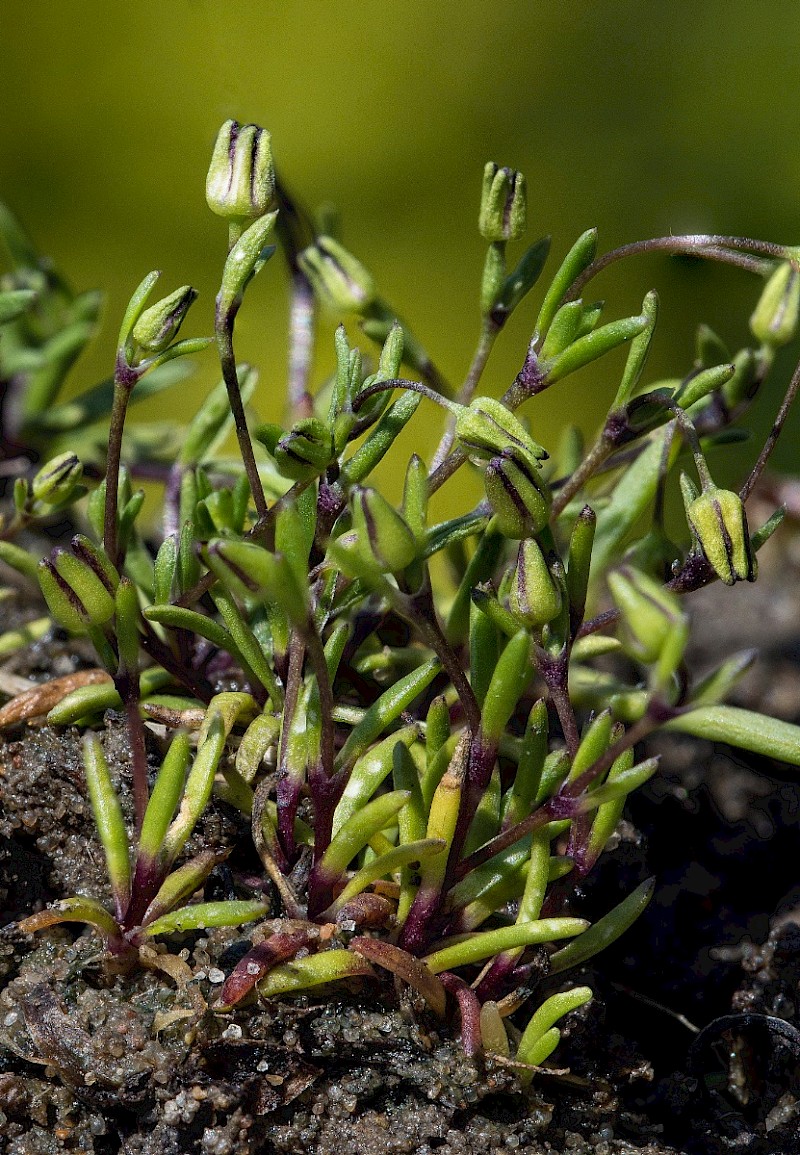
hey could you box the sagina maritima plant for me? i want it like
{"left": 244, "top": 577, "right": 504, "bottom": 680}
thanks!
{"left": 3, "top": 120, "right": 800, "bottom": 1073}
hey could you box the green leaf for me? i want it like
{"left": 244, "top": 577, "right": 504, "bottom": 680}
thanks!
{"left": 333, "top": 725, "right": 419, "bottom": 835}
{"left": 335, "top": 657, "right": 440, "bottom": 772}
{"left": 664, "top": 705, "right": 800, "bottom": 766}
{"left": 318, "top": 790, "right": 410, "bottom": 879}
{"left": 546, "top": 314, "right": 649, "bottom": 384}
{"left": 82, "top": 733, "right": 131, "bottom": 913}
{"left": 423, "top": 917, "right": 588, "bottom": 974}
{"left": 549, "top": 877, "right": 654, "bottom": 974}
{"left": 534, "top": 229, "right": 597, "bottom": 340}
{"left": 258, "top": 949, "right": 374, "bottom": 997}
{"left": 0, "top": 288, "right": 36, "bottom": 325}
{"left": 143, "top": 900, "right": 267, "bottom": 937}
{"left": 517, "top": 986, "right": 593, "bottom": 1076}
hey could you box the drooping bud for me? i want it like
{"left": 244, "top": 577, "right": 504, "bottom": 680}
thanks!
{"left": 273, "top": 418, "right": 334, "bottom": 480}
{"left": 32, "top": 452, "right": 83, "bottom": 505}
{"left": 607, "top": 565, "right": 686, "bottom": 666}
{"left": 750, "top": 261, "right": 800, "bottom": 348}
{"left": 206, "top": 120, "right": 275, "bottom": 222}
{"left": 681, "top": 475, "right": 756, "bottom": 586}
{"left": 479, "top": 163, "right": 527, "bottom": 243}
{"left": 298, "top": 237, "right": 376, "bottom": 315}
{"left": 454, "top": 396, "right": 547, "bottom": 477}
{"left": 204, "top": 539, "right": 309, "bottom": 625}
{"left": 508, "top": 541, "right": 562, "bottom": 629}
{"left": 350, "top": 487, "right": 417, "bottom": 575}
{"left": 132, "top": 285, "right": 197, "bottom": 354}
{"left": 483, "top": 455, "right": 551, "bottom": 538}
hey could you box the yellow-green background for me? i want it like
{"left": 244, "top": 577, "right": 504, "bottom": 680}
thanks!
{"left": 2, "top": 1, "right": 799, "bottom": 507}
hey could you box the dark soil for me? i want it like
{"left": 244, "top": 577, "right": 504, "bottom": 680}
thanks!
{"left": 2, "top": 533, "right": 800, "bottom": 1154}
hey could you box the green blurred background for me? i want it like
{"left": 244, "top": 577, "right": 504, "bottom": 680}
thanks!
{"left": 2, "top": 0, "right": 799, "bottom": 509}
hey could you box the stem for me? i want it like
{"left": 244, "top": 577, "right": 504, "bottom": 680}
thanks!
{"left": 740, "top": 353, "right": 800, "bottom": 502}
{"left": 303, "top": 622, "right": 335, "bottom": 779}
{"left": 551, "top": 434, "right": 613, "bottom": 518}
{"left": 276, "top": 632, "right": 306, "bottom": 860}
{"left": 536, "top": 647, "right": 579, "bottom": 759}
{"left": 351, "top": 377, "right": 454, "bottom": 413}
{"left": 215, "top": 307, "right": 269, "bottom": 521}
{"left": 287, "top": 273, "right": 316, "bottom": 420}
{"left": 431, "top": 320, "right": 498, "bottom": 471}
{"left": 566, "top": 234, "right": 788, "bottom": 302}
{"left": 454, "top": 712, "right": 659, "bottom": 882}
{"left": 399, "top": 586, "right": 481, "bottom": 734}
{"left": 104, "top": 356, "right": 138, "bottom": 568}
{"left": 275, "top": 177, "right": 318, "bottom": 423}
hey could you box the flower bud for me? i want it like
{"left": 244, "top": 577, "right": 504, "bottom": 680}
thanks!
{"left": 350, "top": 487, "right": 417, "bottom": 575}
{"left": 479, "top": 163, "right": 527, "bottom": 243}
{"left": 682, "top": 477, "right": 756, "bottom": 585}
{"left": 483, "top": 455, "right": 551, "bottom": 538}
{"left": 206, "top": 120, "right": 275, "bottom": 221}
{"left": 750, "top": 261, "right": 800, "bottom": 348}
{"left": 38, "top": 541, "right": 117, "bottom": 633}
{"left": 273, "top": 417, "right": 334, "bottom": 480}
{"left": 298, "top": 237, "right": 376, "bottom": 314}
{"left": 607, "top": 565, "right": 685, "bottom": 665}
{"left": 508, "top": 541, "right": 562, "bottom": 629}
{"left": 454, "top": 397, "right": 547, "bottom": 477}
{"left": 32, "top": 452, "right": 83, "bottom": 505}
{"left": 132, "top": 285, "right": 197, "bottom": 354}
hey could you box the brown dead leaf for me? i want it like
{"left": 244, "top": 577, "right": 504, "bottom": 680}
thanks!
{"left": 0, "top": 669, "right": 112, "bottom": 729}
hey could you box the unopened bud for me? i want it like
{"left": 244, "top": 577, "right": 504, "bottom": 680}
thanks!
{"left": 206, "top": 120, "right": 275, "bottom": 221}
{"left": 298, "top": 237, "right": 376, "bottom": 314}
{"left": 38, "top": 539, "right": 117, "bottom": 633}
{"left": 479, "top": 163, "right": 527, "bottom": 243}
{"left": 681, "top": 476, "right": 756, "bottom": 586}
{"left": 350, "top": 487, "right": 417, "bottom": 575}
{"left": 508, "top": 541, "right": 562, "bottom": 628}
{"left": 483, "top": 455, "right": 551, "bottom": 538}
{"left": 750, "top": 261, "right": 800, "bottom": 348}
{"left": 32, "top": 452, "right": 83, "bottom": 505}
{"left": 132, "top": 285, "right": 197, "bottom": 354}
{"left": 454, "top": 397, "right": 547, "bottom": 477}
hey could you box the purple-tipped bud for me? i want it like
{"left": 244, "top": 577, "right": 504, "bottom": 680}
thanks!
{"left": 132, "top": 285, "right": 197, "bottom": 354}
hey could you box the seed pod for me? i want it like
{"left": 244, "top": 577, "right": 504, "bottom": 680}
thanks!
{"left": 455, "top": 396, "right": 548, "bottom": 476}
{"left": 272, "top": 417, "right": 334, "bottom": 480}
{"left": 350, "top": 487, "right": 417, "bottom": 575}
